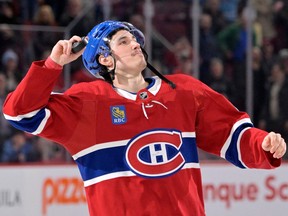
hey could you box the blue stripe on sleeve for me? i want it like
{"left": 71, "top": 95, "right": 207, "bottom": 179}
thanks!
{"left": 225, "top": 123, "right": 253, "bottom": 168}
{"left": 7, "top": 108, "right": 46, "bottom": 133}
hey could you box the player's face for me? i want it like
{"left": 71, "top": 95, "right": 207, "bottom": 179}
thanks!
{"left": 109, "top": 30, "right": 146, "bottom": 75}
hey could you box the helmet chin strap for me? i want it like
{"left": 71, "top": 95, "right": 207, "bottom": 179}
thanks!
{"left": 141, "top": 48, "right": 176, "bottom": 89}
{"left": 146, "top": 62, "right": 176, "bottom": 89}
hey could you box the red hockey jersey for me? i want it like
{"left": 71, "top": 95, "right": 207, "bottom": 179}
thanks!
{"left": 3, "top": 60, "right": 280, "bottom": 216}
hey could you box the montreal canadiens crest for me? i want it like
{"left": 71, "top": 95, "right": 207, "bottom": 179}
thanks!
{"left": 125, "top": 129, "right": 185, "bottom": 178}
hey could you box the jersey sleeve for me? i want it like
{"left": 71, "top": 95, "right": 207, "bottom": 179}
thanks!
{"left": 2, "top": 60, "right": 83, "bottom": 146}
{"left": 194, "top": 81, "right": 280, "bottom": 169}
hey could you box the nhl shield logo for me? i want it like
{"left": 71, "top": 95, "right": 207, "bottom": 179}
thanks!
{"left": 110, "top": 105, "right": 127, "bottom": 125}
{"left": 139, "top": 91, "right": 148, "bottom": 100}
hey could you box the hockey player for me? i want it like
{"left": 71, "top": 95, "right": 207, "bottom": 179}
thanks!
{"left": 2, "top": 20, "right": 287, "bottom": 216}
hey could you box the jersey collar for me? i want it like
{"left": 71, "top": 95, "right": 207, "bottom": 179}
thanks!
{"left": 114, "top": 76, "right": 162, "bottom": 100}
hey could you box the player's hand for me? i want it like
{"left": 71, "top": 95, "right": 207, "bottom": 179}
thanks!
{"left": 262, "top": 132, "right": 286, "bottom": 159}
{"left": 50, "top": 36, "right": 85, "bottom": 66}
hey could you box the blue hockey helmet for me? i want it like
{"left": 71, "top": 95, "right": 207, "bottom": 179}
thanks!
{"left": 82, "top": 20, "right": 145, "bottom": 76}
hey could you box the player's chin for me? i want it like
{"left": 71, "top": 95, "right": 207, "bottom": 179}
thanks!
{"left": 133, "top": 55, "right": 146, "bottom": 68}
{"left": 140, "top": 59, "right": 147, "bottom": 70}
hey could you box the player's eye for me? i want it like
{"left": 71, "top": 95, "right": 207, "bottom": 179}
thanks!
{"left": 119, "top": 39, "right": 128, "bottom": 45}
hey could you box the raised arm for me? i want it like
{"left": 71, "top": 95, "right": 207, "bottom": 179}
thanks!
{"left": 49, "top": 35, "right": 85, "bottom": 67}
{"left": 2, "top": 36, "right": 86, "bottom": 145}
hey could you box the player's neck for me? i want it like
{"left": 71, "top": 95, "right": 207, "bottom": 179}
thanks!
{"left": 113, "top": 73, "right": 148, "bottom": 93}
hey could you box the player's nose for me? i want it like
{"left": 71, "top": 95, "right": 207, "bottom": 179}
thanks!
{"left": 131, "top": 40, "right": 140, "bottom": 49}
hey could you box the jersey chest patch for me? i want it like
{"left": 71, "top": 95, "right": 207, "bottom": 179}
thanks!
{"left": 125, "top": 129, "right": 186, "bottom": 178}
{"left": 110, "top": 105, "right": 127, "bottom": 125}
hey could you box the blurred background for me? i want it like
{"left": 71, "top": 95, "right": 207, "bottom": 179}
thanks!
{"left": 0, "top": 0, "right": 288, "bottom": 163}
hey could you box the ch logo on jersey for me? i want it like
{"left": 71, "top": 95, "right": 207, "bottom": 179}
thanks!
{"left": 110, "top": 105, "right": 127, "bottom": 125}
{"left": 125, "top": 129, "right": 185, "bottom": 178}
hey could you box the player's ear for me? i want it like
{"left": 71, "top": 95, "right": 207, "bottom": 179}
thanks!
{"left": 98, "top": 55, "right": 114, "bottom": 70}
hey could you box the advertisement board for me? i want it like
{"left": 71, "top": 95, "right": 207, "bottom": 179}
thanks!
{"left": 0, "top": 163, "right": 287, "bottom": 216}
{"left": 202, "top": 162, "right": 288, "bottom": 216}
{"left": 0, "top": 165, "right": 88, "bottom": 216}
